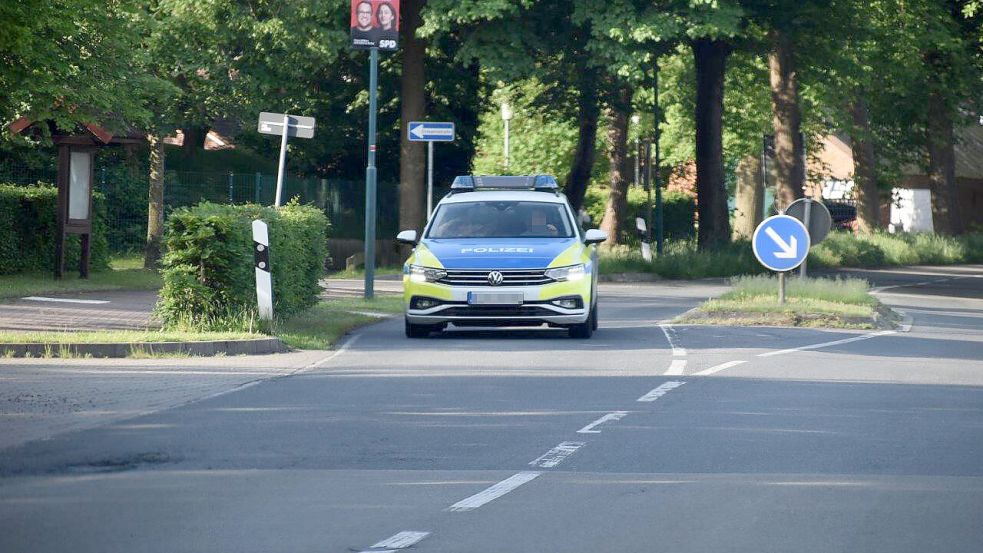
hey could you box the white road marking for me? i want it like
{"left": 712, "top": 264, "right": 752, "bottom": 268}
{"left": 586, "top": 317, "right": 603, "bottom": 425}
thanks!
{"left": 758, "top": 330, "right": 896, "bottom": 358}
{"left": 300, "top": 334, "right": 362, "bottom": 372}
{"left": 530, "top": 441, "right": 586, "bottom": 468}
{"left": 446, "top": 472, "right": 542, "bottom": 512}
{"left": 659, "top": 324, "right": 686, "bottom": 357}
{"left": 577, "top": 412, "right": 629, "bottom": 434}
{"left": 369, "top": 531, "right": 430, "bottom": 549}
{"left": 637, "top": 381, "right": 685, "bottom": 402}
{"left": 663, "top": 359, "right": 687, "bottom": 375}
{"left": 693, "top": 360, "right": 747, "bottom": 376}
{"left": 22, "top": 296, "right": 110, "bottom": 304}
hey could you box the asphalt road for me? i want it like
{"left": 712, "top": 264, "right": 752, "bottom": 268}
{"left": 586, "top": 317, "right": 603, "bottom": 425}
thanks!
{"left": 1, "top": 266, "right": 982, "bottom": 553}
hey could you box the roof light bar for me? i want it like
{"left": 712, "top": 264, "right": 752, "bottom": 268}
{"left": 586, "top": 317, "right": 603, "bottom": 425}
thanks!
{"left": 450, "top": 175, "right": 559, "bottom": 191}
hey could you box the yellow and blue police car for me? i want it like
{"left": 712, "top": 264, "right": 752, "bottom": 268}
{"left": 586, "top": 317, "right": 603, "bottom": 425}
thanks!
{"left": 396, "top": 175, "right": 607, "bottom": 339}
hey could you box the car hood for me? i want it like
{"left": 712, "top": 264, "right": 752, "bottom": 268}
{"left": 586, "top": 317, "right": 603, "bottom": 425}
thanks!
{"left": 422, "top": 238, "right": 579, "bottom": 270}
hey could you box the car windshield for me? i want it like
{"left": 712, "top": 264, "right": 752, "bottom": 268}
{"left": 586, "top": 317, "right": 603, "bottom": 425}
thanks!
{"left": 426, "top": 201, "right": 575, "bottom": 239}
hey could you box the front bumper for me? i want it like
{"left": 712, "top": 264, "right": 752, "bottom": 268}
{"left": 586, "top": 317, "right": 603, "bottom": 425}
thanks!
{"left": 404, "top": 279, "right": 591, "bottom": 326}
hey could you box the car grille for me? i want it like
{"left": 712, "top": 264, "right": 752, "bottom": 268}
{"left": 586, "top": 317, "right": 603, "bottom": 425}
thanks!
{"left": 438, "top": 269, "right": 553, "bottom": 287}
{"left": 439, "top": 306, "right": 557, "bottom": 317}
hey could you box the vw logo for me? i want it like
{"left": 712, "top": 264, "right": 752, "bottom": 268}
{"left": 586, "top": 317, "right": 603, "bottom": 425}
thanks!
{"left": 487, "top": 271, "right": 504, "bottom": 286}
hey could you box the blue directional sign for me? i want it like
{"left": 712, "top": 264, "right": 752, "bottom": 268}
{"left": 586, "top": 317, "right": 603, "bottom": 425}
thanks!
{"left": 408, "top": 121, "right": 455, "bottom": 142}
{"left": 752, "top": 215, "right": 811, "bottom": 272}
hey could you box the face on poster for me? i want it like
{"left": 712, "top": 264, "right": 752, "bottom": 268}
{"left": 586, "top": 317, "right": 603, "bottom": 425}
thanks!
{"left": 350, "top": 0, "right": 400, "bottom": 51}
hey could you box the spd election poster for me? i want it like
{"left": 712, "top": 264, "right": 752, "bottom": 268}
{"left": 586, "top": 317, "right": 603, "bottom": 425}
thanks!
{"left": 351, "top": 0, "right": 400, "bottom": 50}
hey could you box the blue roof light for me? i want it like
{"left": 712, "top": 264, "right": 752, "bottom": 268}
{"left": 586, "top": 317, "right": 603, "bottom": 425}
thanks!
{"left": 450, "top": 175, "right": 559, "bottom": 191}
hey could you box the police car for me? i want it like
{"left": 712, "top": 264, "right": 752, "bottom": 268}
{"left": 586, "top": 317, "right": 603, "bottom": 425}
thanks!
{"left": 397, "top": 175, "right": 607, "bottom": 339}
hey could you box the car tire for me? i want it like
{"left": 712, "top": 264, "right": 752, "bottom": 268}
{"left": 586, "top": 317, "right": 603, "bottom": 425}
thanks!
{"left": 405, "top": 318, "right": 433, "bottom": 338}
{"left": 568, "top": 308, "right": 595, "bottom": 339}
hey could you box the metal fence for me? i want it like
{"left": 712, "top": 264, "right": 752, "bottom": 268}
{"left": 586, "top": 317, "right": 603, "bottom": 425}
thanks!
{"left": 0, "top": 160, "right": 399, "bottom": 253}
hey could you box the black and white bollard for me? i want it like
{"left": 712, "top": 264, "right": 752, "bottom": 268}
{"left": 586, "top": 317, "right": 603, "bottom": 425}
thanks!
{"left": 252, "top": 219, "right": 274, "bottom": 321}
{"left": 636, "top": 217, "right": 652, "bottom": 262}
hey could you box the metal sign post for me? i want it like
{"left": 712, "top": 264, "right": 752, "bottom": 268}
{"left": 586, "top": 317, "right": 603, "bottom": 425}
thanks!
{"left": 257, "top": 112, "right": 316, "bottom": 207}
{"left": 364, "top": 47, "right": 379, "bottom": 299}
{"left": 408, "top": 121, "right": 455, "bottom": 218}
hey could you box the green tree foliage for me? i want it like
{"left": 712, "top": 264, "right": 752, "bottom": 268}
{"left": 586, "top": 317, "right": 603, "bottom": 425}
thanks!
{"left": 0, "top": 0, "right": 169, "bottom": 132}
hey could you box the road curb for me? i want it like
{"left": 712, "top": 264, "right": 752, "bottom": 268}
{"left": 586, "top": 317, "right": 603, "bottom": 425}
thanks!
{"left": 0, "top": 338, "right": 289, "bottom": 358}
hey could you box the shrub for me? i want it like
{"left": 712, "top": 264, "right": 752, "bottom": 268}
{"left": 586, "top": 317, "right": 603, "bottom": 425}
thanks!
{"left": 599, "top": 239, "right": 764, "bottom": 279}
{"left": 156, "top": 200, "right": 329, "bottom": 330}
{"left": 583, "top": 184, "right": 695, "bottom": 243}
{"left": 0, "top": 183, "right": 110, "bottom": 275}
{"left": 810, "top": 231, "right": 982, "bottom": 268}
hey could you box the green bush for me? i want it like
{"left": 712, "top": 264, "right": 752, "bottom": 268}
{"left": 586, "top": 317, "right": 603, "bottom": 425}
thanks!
{"left": 583, "top": 184, "right": 695, "bottom": 243}
{"left": 156, "top": 200, "right": 329, "bottom": 330}
{"left": 0, "top": 183, "right": 110, "bottom": 275}
{"left": 600, "top": 239, "right": 764, "bottom": 279}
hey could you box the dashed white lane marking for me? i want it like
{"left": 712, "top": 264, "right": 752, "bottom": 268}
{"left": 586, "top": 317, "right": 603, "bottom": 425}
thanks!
{"left": 663, "top": 359, "right": 687, "bottom": 375}
{"left": 530, "top": 441, "right": 586, "bottom": 468}
{"left": 758, "top": 330, "right": 896, "bottom": 358}
{"left": 577, "top": 412, "right": 629, "bottom": 434}
{"left": 22, "top": 296, "right": 110, "bottom": 304}
{"left": 366, "top": 531, "right": 430, "bottom": 550}
{"left": 637, "top": 381, "right": 686, "bottom": 402}
{"left": 446, "top": 472, "right": 542, "bottom": 512}
{"left": 658, "top": 324, "right": 686, "bottom": 357}
{"left": 693, "top": 360, "right": 746, "bottom": 376}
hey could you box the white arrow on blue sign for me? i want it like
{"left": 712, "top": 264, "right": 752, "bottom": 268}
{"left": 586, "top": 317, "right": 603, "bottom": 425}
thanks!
{"left": 752, "top": 215, "right": 811, "bottom": 272}
{"left": 408, "top": 121, "right": 455, "bottom": 142}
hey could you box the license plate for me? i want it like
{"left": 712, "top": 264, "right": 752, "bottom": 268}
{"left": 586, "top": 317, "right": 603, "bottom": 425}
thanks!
{"left": 467, "top": 292, "right": 524, "bottom": 305}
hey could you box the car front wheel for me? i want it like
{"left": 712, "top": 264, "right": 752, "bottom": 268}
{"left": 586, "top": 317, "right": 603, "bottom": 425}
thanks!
{"left": 405, "top": 318, "right": 434, "bottom": 338}
{"left": 568, "top": 307, "right": 596, "bottom": 339}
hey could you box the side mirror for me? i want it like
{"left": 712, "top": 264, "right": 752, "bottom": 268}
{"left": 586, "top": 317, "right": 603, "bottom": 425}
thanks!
{"left": 396, "top": 230, "right": 418, "bottom": 245}
{"left": 584, "top": 229, "right": 607, "bottom": 245}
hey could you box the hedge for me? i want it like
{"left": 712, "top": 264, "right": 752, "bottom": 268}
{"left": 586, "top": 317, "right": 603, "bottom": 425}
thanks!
{"left": 156, "top": 201, "right": 330, "bottom": 330}
{"left": 0, "top": 183, "right": 110, "bottom": 275}
{"left": 583, "top": 184, "right": 695, "bottom": 243}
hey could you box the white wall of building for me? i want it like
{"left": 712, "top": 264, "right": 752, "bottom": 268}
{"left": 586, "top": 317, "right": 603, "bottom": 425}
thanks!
{"left": 890, "top": 188, "right": 934, "bottom": 233}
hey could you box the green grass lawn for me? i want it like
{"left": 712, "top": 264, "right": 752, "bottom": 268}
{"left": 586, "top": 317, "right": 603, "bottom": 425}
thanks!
{"left": 678, "top": 275, "right": 888, "bottom": 329}
{"left": 0, "top": 255, "right": 162, "bottom": 300}
{"left": 325, "top": 266, "right": 404, "bottom": 279}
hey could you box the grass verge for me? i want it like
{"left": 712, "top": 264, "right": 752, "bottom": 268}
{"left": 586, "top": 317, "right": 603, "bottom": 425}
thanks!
{"left": 677, "top": 275, "right": 892, "bottom": 329}
{"left": 276, "top": 296, "right": 402, "bottom": 349}
{"left": 0, "top": 255, "right": 162, "bottom": 300}
{"left": 326, "top": 266, "right": 404, "bottom": 279}
{"left": 0, "top": 296, "right": 404, "bottom": 356}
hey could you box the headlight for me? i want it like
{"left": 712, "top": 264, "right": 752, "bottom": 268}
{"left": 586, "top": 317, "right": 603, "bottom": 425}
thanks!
{"left": 545, "top": 264, "right": 586, "bottom": 282}
{"left": 409, "top": 264, "right": 447, "bottom": 283}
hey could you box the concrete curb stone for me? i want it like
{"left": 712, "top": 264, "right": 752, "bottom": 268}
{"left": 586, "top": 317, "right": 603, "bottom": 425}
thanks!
{"left": 0, "top": 338, "right": 289, "bottom": 358}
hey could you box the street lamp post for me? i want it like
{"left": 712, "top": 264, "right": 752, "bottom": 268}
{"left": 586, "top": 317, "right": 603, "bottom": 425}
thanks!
{"left": 631, "top": 114, "right": 640, "bottom": 187}
{"left": 501, "top": 101, "right": 513, "bottom": 170}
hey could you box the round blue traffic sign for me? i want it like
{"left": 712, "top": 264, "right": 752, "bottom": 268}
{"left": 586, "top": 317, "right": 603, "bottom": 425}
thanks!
{"left": 752, "top": 215, "right": 811, "bottom": 272}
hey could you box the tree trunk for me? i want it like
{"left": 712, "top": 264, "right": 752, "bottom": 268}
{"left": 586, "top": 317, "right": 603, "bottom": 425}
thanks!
{"left": 180, "top": 125, "right": 209, "bottom": 156}
{"left": 565, "top": 68, "right": 600, "bottom": 213}
{"left": 732, "top": 155, "right": 764, "bottom": 240}
{"left": 398, "top": 0, "right": 428, "bottom": 234}
{"left": 600, "top": 87, "right": 631, "bottom": 245}
{"left": 925, "top": 89, "right": 962, "bottom": 235}
{"left": 768, "top": 30, "right": 805, "bottom": 209}
{"left": 849, "top": 99, "right": 880, "bottom": 233}
{"left": 692, "top": 38, "right": 731, "bottom": 250}
{"left": 144, "top": 134, "right": 166, "bottom": 269}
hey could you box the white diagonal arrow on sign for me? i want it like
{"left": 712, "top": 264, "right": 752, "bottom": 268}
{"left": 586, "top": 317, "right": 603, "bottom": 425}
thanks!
{"left": 765, "top": 226, "right": 798, "bottom": 258}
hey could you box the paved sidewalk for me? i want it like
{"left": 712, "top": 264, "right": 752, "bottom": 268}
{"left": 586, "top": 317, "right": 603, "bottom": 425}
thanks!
{"left": 0, "top": 290, "right": 160, "bottom": 332}
{"left": 0, "top": 350, "right": 335, "bottom": 451}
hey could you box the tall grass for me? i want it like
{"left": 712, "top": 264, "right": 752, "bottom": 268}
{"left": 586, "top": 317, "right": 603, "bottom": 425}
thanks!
{"left": 600, "top": 231, "right": 983, "bottom": 279}
{"left": 722, "top": 275, "right": 875, "bottom": 305}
